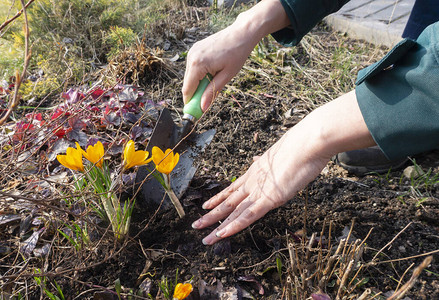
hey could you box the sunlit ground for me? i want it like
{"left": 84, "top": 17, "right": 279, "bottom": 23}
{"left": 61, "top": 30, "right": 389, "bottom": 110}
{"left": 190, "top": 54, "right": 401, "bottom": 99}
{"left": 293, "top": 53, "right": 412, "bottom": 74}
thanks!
{"left": 0, "top": 1, "right": 24, "bottom": 79}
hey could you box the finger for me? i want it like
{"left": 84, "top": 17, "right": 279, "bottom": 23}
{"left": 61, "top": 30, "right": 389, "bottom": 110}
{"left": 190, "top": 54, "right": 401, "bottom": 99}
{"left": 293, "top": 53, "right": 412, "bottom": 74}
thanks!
{"left": 252, "top": 155, "right": 261, "bottom": 162}
{"left": 217, "top": 202, "right": 270, "bottom": 238}
{"left": 192, "top": 186, "right": 248, "bottom": 229}
{"left": 202, "top": 197, "right": 270, "bottom": 245}
{"left": 201, "top": 199, "right": 253, "bottom": 245}
{"left": 200, "top": 70, "right": 230, "bottom": 111}
{"left": 202, "top": 174, "right": 247, "bottom": 209}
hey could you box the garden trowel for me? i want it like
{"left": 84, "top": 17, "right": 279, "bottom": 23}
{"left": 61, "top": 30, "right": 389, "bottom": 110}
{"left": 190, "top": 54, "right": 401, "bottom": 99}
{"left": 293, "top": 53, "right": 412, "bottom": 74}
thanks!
{"left": 136, "top": 75, "right": 215, "bottom": 210}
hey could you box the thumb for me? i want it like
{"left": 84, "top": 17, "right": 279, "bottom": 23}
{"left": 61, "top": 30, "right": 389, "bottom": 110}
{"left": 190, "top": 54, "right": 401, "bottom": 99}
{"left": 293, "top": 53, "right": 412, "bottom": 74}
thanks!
{"left": 182, "top": 67, "right": 207, "bottom": 105}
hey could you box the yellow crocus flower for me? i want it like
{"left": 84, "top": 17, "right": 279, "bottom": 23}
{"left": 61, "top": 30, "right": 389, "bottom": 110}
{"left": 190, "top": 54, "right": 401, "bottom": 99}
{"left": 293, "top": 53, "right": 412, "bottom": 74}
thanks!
{"left": 152, "top": 147, "right": 179, "bottom": 175}
{"left": 57, "top": 142, "right": 84, "bottom": 172}
{"left": 173, "top": 283, "right": 192, "bottom": 300}
{"left": 82, "top": 141, "right": 104, "bottom": 168}
{"left": 123, "top": 140, "right": 152, "bottom": 170}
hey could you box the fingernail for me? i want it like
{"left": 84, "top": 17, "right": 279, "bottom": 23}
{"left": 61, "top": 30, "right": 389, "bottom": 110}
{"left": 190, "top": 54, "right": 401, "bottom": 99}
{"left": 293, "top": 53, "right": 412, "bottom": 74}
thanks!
{"left": 192, "top": 220, "right": 201, "bottom": 229}
{"left": 202, "top": 201, "right": 210, "bottom": 209}
{"left": 216, "top": 229, "right": 225, "bottom": 238}
{"left": 202, "top": 237, "right": 211, "bottom": 245}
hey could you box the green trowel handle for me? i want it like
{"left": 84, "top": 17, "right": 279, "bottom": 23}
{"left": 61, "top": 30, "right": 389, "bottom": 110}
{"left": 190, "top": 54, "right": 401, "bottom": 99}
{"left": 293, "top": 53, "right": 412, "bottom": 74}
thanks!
{"left": 183, "top": 74, "right": 213, "bottom": 120}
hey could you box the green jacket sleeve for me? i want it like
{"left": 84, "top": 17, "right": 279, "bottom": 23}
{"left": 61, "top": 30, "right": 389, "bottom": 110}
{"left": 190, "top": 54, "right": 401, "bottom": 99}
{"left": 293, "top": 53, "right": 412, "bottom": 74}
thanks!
{"left": 272, "top": 0, "right": 350, "bottom": 46}
{"left": 355, "top": 22, "right": 439, "bottom": 159}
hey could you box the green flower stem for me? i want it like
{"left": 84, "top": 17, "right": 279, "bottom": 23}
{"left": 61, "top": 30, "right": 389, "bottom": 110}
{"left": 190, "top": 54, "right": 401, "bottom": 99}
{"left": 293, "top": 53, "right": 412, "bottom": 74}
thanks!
{"left": 163, "top": 174, "right": 185, "bottom": 218}
{"left": 87, "top": 163, "right": 133, "bottom": 241}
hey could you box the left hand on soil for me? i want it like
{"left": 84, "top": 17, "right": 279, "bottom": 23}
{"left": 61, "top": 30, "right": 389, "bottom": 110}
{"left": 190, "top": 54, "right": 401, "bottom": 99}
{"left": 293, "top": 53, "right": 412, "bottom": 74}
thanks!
{"left": 191, "top": 124, "right": 330, "bottom": 245}
{"left": 191, "top": 90, "right": 376, "bottom": 245}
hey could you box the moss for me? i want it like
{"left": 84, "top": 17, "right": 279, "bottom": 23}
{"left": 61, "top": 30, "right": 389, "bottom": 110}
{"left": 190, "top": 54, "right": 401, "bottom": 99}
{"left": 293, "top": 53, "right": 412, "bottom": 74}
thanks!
{"left": 104, "top": 26, "right": 137, "bottom": 60}
{"left": 19, "top": 76, "right": 61, "bottom": 102}
{"left": 0, "top": 39, "right": 23, "bottom": 79}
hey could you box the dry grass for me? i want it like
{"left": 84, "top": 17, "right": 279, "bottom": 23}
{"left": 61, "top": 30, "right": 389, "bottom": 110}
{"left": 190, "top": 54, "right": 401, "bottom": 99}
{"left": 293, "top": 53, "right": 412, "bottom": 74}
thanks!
{"left": 280, "top": 219, "right": 434, "bottom": 299}
{"left": 99, "top": 44, "right": 180, "bottom": 86}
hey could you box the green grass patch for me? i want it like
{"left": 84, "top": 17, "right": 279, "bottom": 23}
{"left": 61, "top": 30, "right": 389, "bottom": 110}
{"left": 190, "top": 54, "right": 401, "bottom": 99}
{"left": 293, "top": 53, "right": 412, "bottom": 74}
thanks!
{"left": 0, "top": 0, "right": 13, "bottom": 20}
{"left": 0, "top": 38, "right": 23, "bottom": 79}
{"left": 0, "top": 1, "right": 24, "bottom": 79}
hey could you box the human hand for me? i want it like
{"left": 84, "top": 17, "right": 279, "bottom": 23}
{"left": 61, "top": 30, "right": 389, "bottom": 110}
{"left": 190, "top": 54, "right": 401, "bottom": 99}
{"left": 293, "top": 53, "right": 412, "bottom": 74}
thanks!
{"left": 191, "top": 91, "right": 376, "bottom": 245}
{"left": 182, "top": 0, "right": 291, "bottom": 111}
{"left": 191, "top": 127, "right": 329, "bottom": 245}
{"left": 182, "top": 23, "right": 258, "bottom": 111}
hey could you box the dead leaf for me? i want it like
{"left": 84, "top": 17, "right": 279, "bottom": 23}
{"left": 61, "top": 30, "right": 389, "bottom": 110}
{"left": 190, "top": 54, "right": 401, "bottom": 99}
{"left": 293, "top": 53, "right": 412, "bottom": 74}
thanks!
{"left": 20, "top": 228, "right": 44, "bottom": 258}
{"left": 33, "top": 243, "right": 51, "bottom": 258}
{"left": 0, "top": 215, "right": 21, "bottom": 226}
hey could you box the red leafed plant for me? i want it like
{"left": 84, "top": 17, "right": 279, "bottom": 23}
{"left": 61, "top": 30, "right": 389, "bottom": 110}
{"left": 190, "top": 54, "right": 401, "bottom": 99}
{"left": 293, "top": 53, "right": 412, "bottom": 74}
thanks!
{"left": 1, "top": 83, "right": 166, "bottom": 173}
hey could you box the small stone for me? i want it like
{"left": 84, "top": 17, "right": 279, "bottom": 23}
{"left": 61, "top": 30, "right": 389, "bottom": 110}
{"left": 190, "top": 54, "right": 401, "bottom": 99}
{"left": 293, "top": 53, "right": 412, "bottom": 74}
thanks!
{"left": 284, "top": 108, "right": 294, "bottom": 118}
{"left": 253, "top": 132, "right": 259, "bottom": 143}
{"left": 403, "top": 165, "right": 425, "bottom": 179}
{"left": 219, "top": 287, "right": 239, "bottom": 300}
{"left": 0, "top": 245, "right": 11, "bottom": 256}
{"left": 62, "top": 37, "right": 73, "bottom": 44}
{"left": 186, "top": 27, "right": 198, "bottom": 33}
{"left": 163, "top": 40, "right": 171, "bottom": 51}
{"left": 183, "top": 37, "right": 196, "bottom": 43}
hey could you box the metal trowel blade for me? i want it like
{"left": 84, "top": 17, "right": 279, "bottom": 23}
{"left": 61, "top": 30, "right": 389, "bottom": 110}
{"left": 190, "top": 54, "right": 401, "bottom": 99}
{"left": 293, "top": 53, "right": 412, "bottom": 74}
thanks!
{"left": 135, "top": 108, "right": 215, "bottom": 210}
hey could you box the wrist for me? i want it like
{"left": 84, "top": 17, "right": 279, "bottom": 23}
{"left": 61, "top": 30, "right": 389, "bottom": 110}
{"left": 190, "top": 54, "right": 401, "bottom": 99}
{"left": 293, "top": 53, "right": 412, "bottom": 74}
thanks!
{"left": 234, "top": 0, "right": 290, "bottom": 42}
{"left": 301, "top": 91, "right": 376, "bottom": 160}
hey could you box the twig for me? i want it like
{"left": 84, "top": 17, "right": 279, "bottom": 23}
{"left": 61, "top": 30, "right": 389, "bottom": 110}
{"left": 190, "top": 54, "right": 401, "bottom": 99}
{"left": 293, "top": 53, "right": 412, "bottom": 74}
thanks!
{"left": 324, "top": 238, "right": 344, "bottom": 277}
{"left": 336, "top": 259, "right": 354, "bottom": 300}
{"left": 387, "top": 256, "right": 433, "bottom": 300}
{"left": 0, "top": 0, "right": 32, "bottom": 126}
{"left": 369, "top": 291, "right": 383, "bottom": 299}
{"left": 164, "top": 174, "right": 185, "bottom": 217}
{"left": 315, "top": 220, "right": 326, "bottom": 283}
{"left": 0, "top": 0, "right": 36, "bottom": 33}
{"left": 372, "top": 222, "right": 412, "bottom": 262}
{"left": 236, "top": 247, "right": 289, "bottom": 271}
{"left": 341, "top": 220, "right": 355, "bottom": 259}
{"left": 357, "top": 288, "right": 371, "bottom": 300}
{"left": 288, "top": 241, "right": 297, "bottom": 277}
{"left": 395, "top": 262, "right": 415, "bottom": 292}
{"left": 0, "top": 190, "right": 83, "bottom": 216}
{"left": 303, "top": 187, "right": 308, "bottom": 237}
{"left": 370, "top": 248, "right": 439, "bottom": 265}
{"left": 347, "top": 264, "right": 365, "bottom": 294}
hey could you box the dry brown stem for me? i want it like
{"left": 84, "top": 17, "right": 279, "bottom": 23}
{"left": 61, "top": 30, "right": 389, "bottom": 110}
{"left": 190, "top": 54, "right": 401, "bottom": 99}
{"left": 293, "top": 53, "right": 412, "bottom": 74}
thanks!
{"left": 100, "top": 44, "right": 179, "bottom": 87}
{"left": 372, "top": 221, "right": 412, "bottom": 262}
{"left": 0, "top": 0, "right": 32, "bottom": 126}
{"left": 283, "top": 219, "right": 373, "bottom": 299}
{"left": 0, "top": 0, "right": 35, "bottom": 33}
{"left": 357, "top": 288, "right": 371, "bottom": 300}
{"left": 336, "top": 259, "right": 354, "bottom": 300}
{"left": 387, "top": 256, "right": 433, "bottom": 300}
